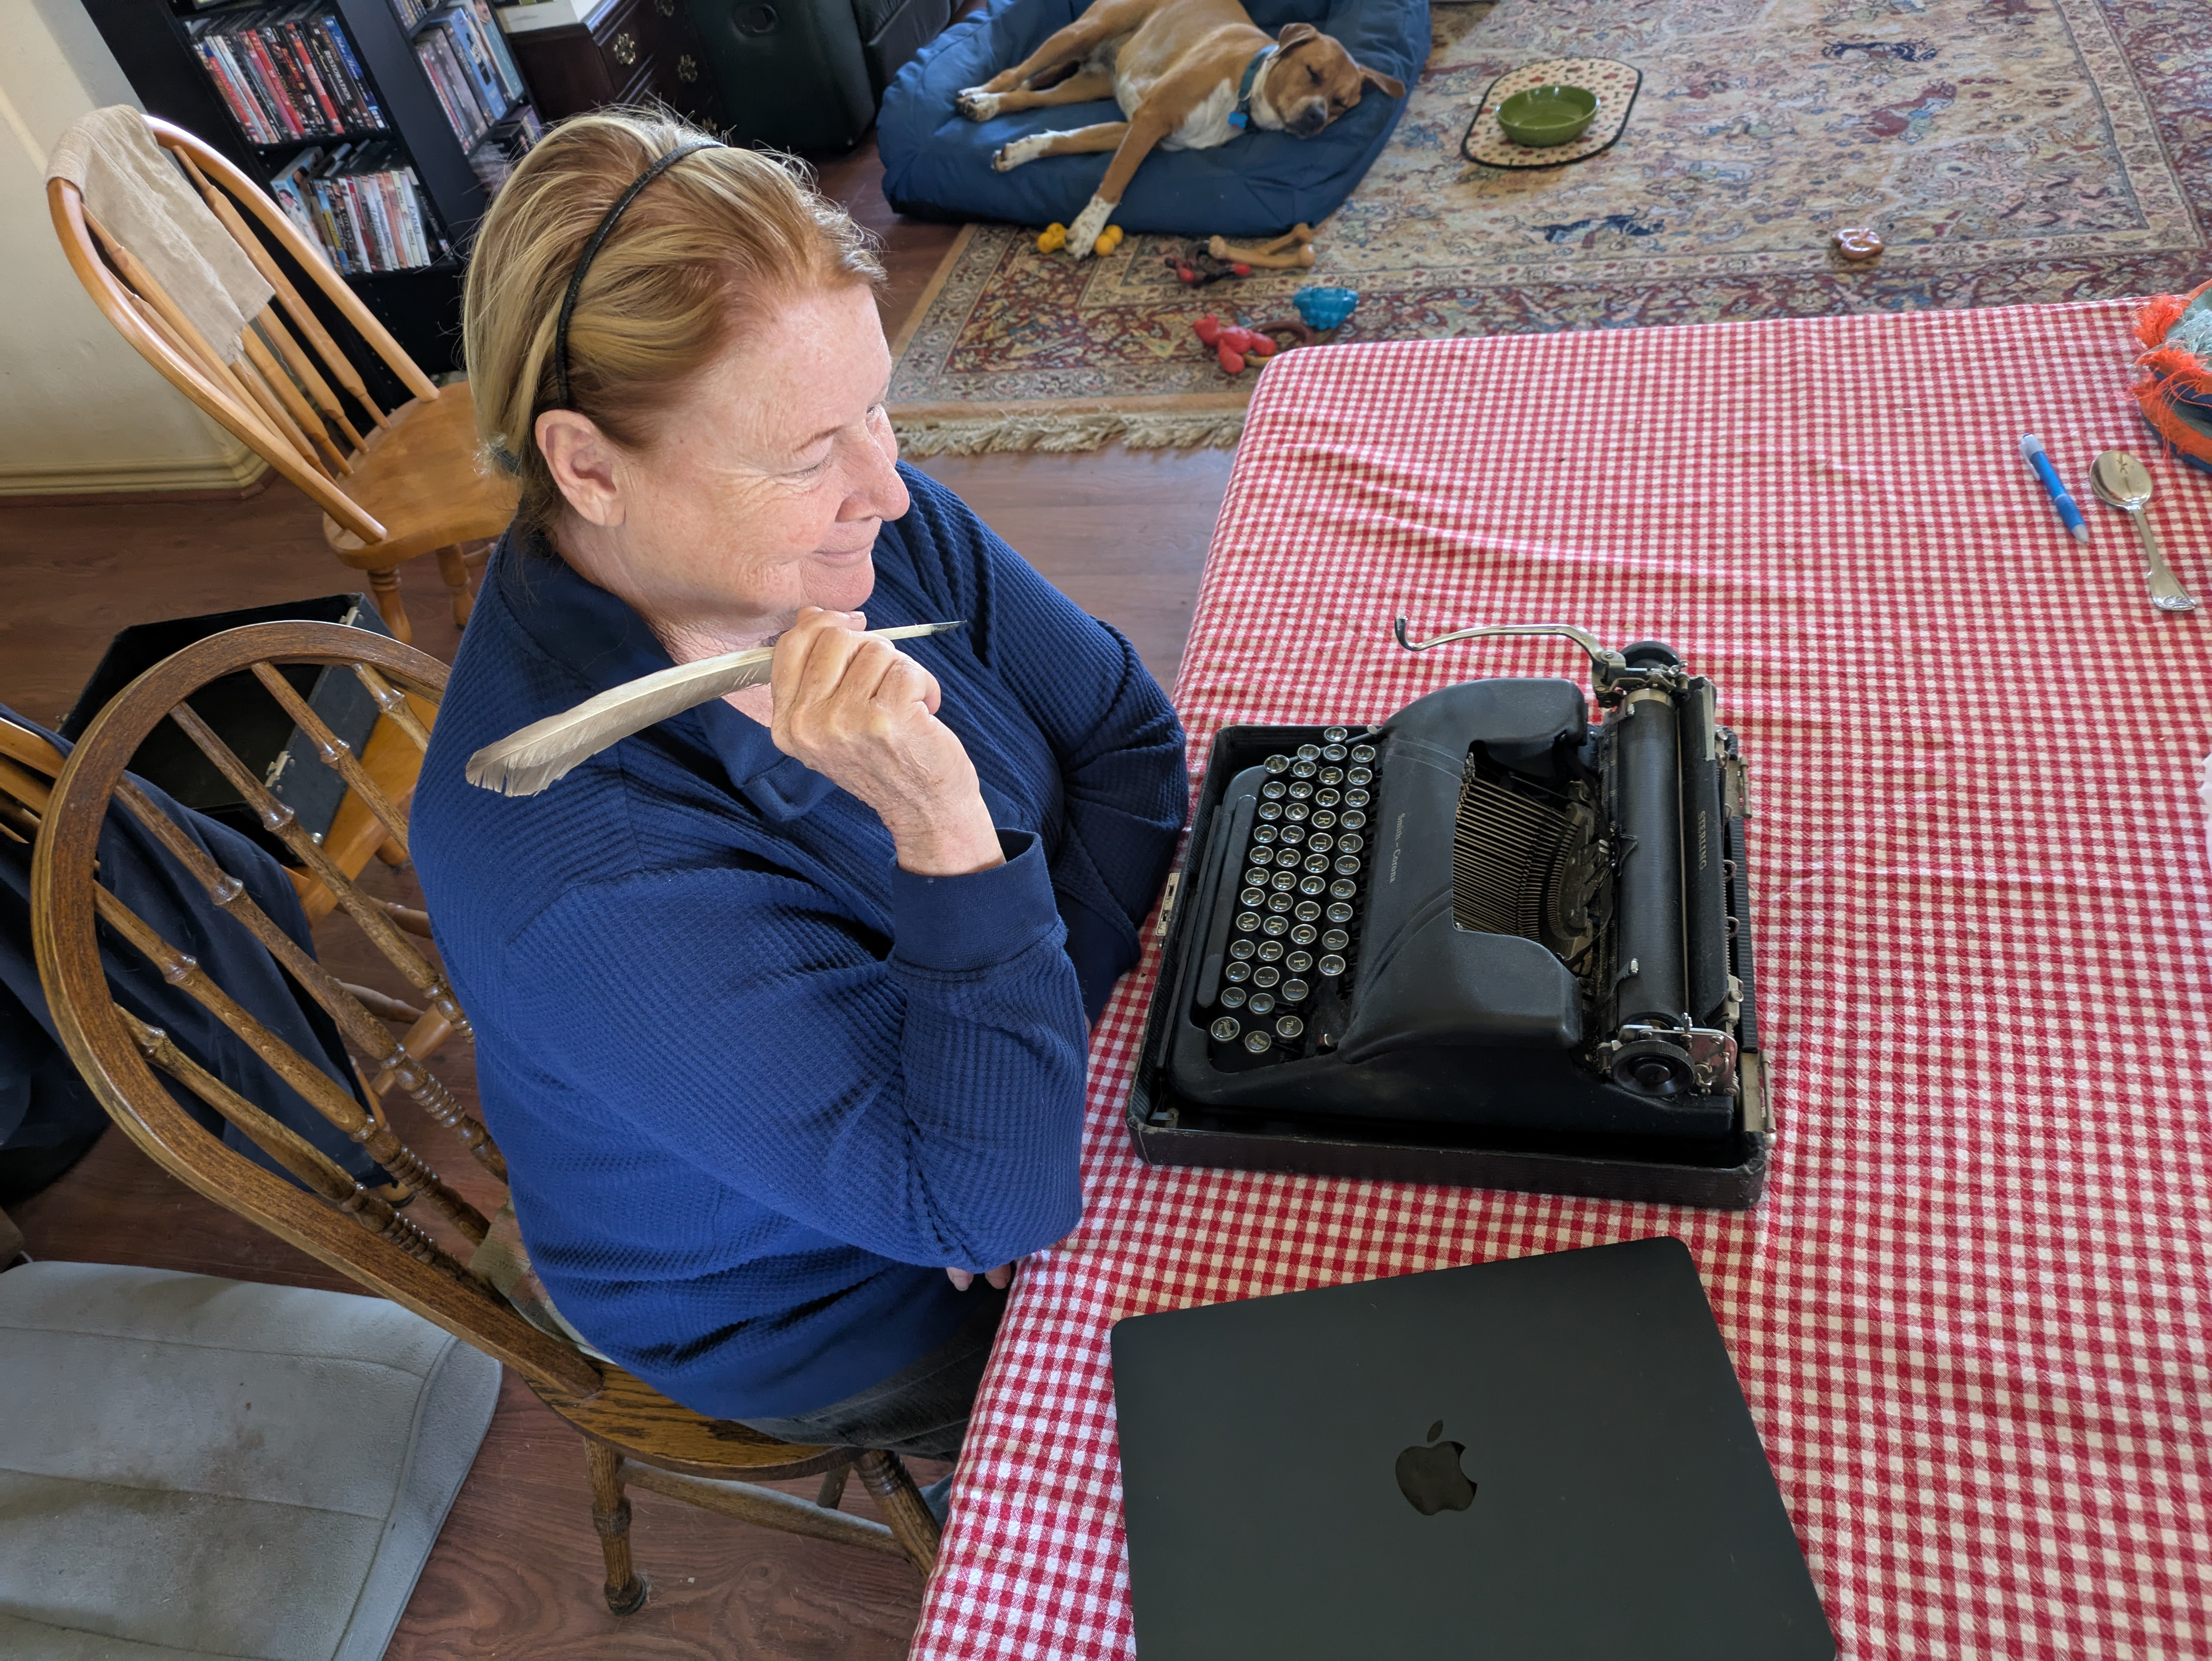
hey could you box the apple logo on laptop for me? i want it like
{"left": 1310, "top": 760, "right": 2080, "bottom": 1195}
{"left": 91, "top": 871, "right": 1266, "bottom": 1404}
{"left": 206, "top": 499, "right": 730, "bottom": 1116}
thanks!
{"left": 1394, "top": 1420, "right": 1476, "bottom": 1516}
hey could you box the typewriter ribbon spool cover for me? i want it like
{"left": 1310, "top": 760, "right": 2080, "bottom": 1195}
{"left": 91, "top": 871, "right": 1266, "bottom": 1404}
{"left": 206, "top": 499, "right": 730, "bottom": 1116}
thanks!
{"left": 1128, "top": 628, "right": 1770, "bottom": 1209}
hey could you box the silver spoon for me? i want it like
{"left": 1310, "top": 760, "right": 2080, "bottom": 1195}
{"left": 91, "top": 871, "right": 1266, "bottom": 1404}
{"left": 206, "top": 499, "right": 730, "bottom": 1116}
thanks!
{"left": 2089, "top": 450, "right": 2196, "bottom": 612}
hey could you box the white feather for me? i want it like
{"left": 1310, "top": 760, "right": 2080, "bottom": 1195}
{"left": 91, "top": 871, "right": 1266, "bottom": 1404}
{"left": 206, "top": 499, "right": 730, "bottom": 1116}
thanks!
{"left": 464, "top": 620, "right": 965, "bottom": 797}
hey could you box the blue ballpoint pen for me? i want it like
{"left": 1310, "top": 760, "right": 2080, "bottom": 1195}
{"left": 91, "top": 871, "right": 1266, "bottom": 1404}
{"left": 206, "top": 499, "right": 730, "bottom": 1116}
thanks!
{"left": 2019, "top": 434, "right": 2088, "bottom": 542}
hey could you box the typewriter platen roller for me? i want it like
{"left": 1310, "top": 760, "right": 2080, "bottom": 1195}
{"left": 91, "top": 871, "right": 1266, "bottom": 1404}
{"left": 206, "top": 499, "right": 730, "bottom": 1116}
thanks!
{"left": 1148, "top": 624, "right": 1759, "bottom": 1146}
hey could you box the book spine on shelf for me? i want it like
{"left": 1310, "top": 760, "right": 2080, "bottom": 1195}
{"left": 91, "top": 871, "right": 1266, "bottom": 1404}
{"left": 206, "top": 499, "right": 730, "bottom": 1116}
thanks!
{"left": 259, "top": 14, "right": 324, "bottom": 136}
{"left": 319, "top": 18, "right": 387, "bottom": 126}
{"left": 280, "top": 13, "right": 344, "bottom": 133}
{"left": 429, "top": 28, "right": 490, "bottom": 144}
{"left": 447, "top": 6, "right": 507, "bottom": 122}
{"left": 467, "top": 0, "right": 527, "bottom": 103}
{"left": 194, "top": 35, "right": 272, "bottom": 143}
{"left": 412, "top": 29, "right": 475, "bottom": 147}
{"left": 238, "top": 22, "right": 307, "bottom": 139}
{"left": 299, "top": 14, "right": 365, "bottom": 130}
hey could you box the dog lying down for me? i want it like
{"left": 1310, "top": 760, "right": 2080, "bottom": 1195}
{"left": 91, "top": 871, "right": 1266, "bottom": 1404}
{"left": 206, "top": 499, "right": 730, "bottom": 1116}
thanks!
{"left": 956, "top": 0, "right": 1405, "bottom": 258}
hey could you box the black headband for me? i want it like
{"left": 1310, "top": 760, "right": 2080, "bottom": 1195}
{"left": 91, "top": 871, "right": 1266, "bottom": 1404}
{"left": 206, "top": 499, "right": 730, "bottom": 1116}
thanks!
{"left": 549, "top": 138, "right": 721, "bottom": 411}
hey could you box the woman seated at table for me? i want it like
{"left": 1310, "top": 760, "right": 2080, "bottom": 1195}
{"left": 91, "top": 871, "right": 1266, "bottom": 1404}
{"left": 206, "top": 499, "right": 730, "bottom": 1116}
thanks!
{"left": 412, "top": 113, "right": 1187, "bottom": 1475}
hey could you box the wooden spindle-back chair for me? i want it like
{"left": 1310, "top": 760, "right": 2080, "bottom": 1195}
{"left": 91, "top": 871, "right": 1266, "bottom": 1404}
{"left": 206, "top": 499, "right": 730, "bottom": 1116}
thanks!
{"left": 28, "top": 622, "right": 941, "bottom": 1617}
{"left": 46, "top": 116, "right": 517, "bottom": 642}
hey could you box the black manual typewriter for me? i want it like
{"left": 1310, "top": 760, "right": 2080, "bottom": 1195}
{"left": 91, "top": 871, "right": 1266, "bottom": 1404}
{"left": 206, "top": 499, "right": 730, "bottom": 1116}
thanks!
{"left": 1128, "top": 623, "right": 1770, "bottom": 1209}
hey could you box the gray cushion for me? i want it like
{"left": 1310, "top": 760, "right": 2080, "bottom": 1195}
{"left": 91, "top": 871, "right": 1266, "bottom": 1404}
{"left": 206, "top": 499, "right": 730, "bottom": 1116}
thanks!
{"left": 0, "top": 1262, "right": 499, "bottom": 1661}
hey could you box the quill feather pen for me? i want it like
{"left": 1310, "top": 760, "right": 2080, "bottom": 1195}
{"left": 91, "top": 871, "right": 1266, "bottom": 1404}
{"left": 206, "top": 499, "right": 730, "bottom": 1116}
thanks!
{"left": 464, "top": 620, "right": 965, "bottom": 797}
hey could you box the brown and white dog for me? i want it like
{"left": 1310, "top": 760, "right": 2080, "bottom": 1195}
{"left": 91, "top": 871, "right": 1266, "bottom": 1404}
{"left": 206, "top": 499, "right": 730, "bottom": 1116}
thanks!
{"left": 955, "top": 0, "right": 1404, "bottom": 259}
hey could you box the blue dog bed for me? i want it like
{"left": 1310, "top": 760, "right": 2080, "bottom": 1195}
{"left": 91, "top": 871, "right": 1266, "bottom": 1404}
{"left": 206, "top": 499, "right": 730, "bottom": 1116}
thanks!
{"left": 878, "top": 0, "right": 1427, "bottom": 238}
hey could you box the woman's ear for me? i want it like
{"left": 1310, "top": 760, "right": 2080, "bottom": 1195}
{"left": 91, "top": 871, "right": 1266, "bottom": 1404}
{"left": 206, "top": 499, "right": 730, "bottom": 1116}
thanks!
{"left": 534, "top": 408, "right": 627, "bottom": 528}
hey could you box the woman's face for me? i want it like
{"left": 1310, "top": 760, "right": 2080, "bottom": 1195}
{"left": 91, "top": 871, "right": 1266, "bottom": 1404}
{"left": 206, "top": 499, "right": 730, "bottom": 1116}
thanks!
{"left": 537, "top": 280, "right": 909, "bottom": 642}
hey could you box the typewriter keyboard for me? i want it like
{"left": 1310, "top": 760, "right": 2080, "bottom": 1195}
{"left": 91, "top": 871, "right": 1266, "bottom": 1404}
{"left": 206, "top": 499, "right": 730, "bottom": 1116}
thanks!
{"left": 1201, "top": 728, "right": 1379, "bottom": 1063}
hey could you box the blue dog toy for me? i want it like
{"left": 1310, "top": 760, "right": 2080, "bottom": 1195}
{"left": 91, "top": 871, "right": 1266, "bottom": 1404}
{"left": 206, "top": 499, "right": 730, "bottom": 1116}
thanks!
{"left": 1295, "top": 286, "right": 1360, "bottom": 331}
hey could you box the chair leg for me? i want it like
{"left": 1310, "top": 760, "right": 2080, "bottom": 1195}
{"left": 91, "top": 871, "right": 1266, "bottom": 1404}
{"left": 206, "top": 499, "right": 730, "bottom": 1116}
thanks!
{"left": 815, "top": 1456, "right": 852, "bottom": 1511}
{"left": 855, "top": 1448, "right": 941, "bottom": 1575}
{"left": 584, "top": 1442, "right": 649, "bottom": 1616}
{"left": 366, "top": 567, "right": 412, "bottom": 643}
{"left": 433, "top": 543, "right": 474, "bottom": 629}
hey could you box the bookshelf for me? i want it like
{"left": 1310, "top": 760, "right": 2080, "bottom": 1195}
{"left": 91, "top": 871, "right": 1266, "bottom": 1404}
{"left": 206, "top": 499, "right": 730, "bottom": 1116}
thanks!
{"left": 82, "top": 0, "right": 545, "bottom": 373}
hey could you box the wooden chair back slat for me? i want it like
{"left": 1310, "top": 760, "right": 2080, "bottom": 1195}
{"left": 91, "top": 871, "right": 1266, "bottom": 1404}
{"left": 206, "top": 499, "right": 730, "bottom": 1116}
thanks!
{"left": 240, "top": 326, "right": 350, "bottom": 475}
{"left": 88, "top": 879, "right": 491, "bottom": 1246}
{"left": 249, "top": 661, "right": 409, "bottom": 853}
{"left": 235, "top": 349, "right": 337, "bottom": 481}
{"left": 164, "top": 698, "right": 453, "bottom": 1009}
{"left": 254, "top": 308, "right": 369, "bottom": 452}
{"left": 147, "top": 121, "right": 437, "bottom": 405}
{"left": 171, "top": 147, "right": 391, "bottom": 431}
{"left": 352, "top": 666, "right": 433, "bottom": 749}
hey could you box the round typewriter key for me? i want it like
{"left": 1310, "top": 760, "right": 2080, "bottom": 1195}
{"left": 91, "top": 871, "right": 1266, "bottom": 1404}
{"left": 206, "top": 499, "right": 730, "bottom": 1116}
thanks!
{"left": 1256, "top": 801, "right": 1282, "bottom": 823}
{"left": 1321, "top": 743, "right": 1348, "bottom": 763}
{"left": 1245, "top": 866, "right": 1270, "bottom": 888}
{"left": 1261, "top": 779, "right": 1286, "bottom": 799}
{"left": 1276, "top": 1015, "right": 1305, "bottom": 1039}
{"left": 1257, "top": 939, "right": 1284, "bottom": 963}
{"left": 1291, "top": 759, "right": 1318, "bottom": 780}
{"left": 1224, "top": 960, "right": 1251, "bottom": 984}
{"left": 1295, "top": 900, "right": 1323, "bottom": 921}
{"left": 1299, "top": 875, "right": 1327, "bottom": 896}
{"left": 1344, "top": 788, "right": 1370, "bottom": 808}
{"left": 1240, "top": 887, "right": 1266, "bottom": 908}
{"left": 1261, "top": 914, "right": 1290, "bottom": 937}
{"left": 1313, "top": 794, "right": 1339, "bottom": 813}
{"left": 1318, "top": 768, "right": 1343, "bottom": 786}
{"left": 1245, "top": 1028, "right": 1273, "bottom": 1053}
{"left": 1278, "top": 824, "right": 1304, "bottom": 844}
{"left": 1329, "top": 879, "right": 1357, "bottom": 900}
{"left": 1348, "top": 768, "right": 1372, "bottom": 787}
{"left": 1219, "top": 986, "right": 1246, "bottom": 1009}
{"left": 1336, "top": 833, "right": 1363, "bottom": 854}
{"left": 1252, "top": 823, "right": 1277, "bottom": 843}
{"left": 1304, "top": 854, "right": 1330, "bottom": 875}
{"left": 1318, "top": 952, "right": 1347, "bottom": 977}
{"left": 1339, "top": 810, "right": 1366, "bottom": 830}
{"left": 1287, "top": 950, "right": 1314, "bottom": 972}
{"left": 1350, "top": 744, "right": 1377, "bottom": 763}
{"left": 1284, "top": 802, "right": 1309, "bottom": 822}
{"left": 1264, "top": 753, "right": 1292, "bottom": 774}
{"left": 1297, "top": 744, "right": 1321, "bottom": 761}
{"left": 1325, "top": 726, "right": 1349, "bottom": 742}
{"left": 1269, "top": 893, "right": 1295, "bottom": 914}
{"left": 1335, "top": 855, "right": 1362, "bottom": 876}
{"left": 1288, "top": 780, "right": 1313, "bottom": 799}
{"left": 1289, "top": 926, "right": 1318, "bottom": 948}
{"left": 1271, "top": 871, "right": 1296, "bottom": 891}
{"left": 1236, "top": 911, "right": 1261, "bottom": 932}
{"left": 1307, "top": 833, "right": 1334, "bottom": 853}
{"left": 1322, "top": 929, "right": 1350, "bottom": 951}
{"left": 1248, "top": 991, "right": 1276, "bottom": 1015}
{"left": 1253, "top": 965, "right": 1281, "bottom": 988}
{"left": 1210, "top": 1016, "right": 1241, "bottom": 1041}
{"left": 1278, "top": 979, "right": 1306, "bottom": 1004}
{"left": 1229, "top": 940, "right": 1257, "bottom": 963}
{"left": 1326, "top": 902, "right": 1353, "bottom": 923}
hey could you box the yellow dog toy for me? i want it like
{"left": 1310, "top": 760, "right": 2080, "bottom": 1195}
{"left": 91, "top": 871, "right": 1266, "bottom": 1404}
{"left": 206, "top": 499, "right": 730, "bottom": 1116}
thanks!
{"left": 1038, "top": 222, "right": 1124, "bottom": 256}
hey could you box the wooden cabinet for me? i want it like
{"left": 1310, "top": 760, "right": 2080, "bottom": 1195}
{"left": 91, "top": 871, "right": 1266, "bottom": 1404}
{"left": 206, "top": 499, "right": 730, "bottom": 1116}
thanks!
{"left": 502, "top": 0, "right": 722, "bottom": 130}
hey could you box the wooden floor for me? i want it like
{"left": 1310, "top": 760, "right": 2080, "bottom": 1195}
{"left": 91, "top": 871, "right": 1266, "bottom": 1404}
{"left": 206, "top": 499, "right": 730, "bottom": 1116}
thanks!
{"left": 0, "top": 136, "right": 1231, "bottom": 1659}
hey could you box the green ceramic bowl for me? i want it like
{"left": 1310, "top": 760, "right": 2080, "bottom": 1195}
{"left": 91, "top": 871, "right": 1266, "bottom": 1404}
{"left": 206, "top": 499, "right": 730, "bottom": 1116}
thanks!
{"left": 1496, "top": 83, "right": 1600, "bottom": 147}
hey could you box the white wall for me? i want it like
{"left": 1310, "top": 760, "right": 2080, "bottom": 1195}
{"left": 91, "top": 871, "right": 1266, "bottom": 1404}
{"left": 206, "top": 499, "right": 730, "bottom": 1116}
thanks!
{"left": 0, "top": 0, "right": 261, "bottom": 494}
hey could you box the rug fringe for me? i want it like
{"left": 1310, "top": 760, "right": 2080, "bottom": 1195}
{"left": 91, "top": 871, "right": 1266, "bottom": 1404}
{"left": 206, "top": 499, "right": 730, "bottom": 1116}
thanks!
{"left": 892, "top": 407, "right": 1248, "bottom": 457}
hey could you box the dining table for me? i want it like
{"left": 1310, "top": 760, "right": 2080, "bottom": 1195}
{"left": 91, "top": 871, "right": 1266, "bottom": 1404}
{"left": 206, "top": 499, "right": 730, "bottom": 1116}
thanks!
{"left": 912, "top": 297, "right": 2212, "bottom": 1660}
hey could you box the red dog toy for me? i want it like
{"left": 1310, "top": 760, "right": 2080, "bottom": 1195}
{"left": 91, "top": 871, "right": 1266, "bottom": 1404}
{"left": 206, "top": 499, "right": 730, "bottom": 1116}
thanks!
{"left": 1193, "top": 313, "right": 1277, "bottom": 376}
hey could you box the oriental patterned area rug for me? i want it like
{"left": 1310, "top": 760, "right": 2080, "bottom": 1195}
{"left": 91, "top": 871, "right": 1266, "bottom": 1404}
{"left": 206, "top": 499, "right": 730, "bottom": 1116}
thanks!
{"left": 887, "top": 0, "right": 2211, "bottom": 455}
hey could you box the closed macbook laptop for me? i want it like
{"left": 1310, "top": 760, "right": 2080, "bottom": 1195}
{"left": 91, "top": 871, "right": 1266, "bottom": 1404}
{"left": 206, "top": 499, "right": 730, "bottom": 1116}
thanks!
{"left": 1111, "top": 1236, "right": 1835, "bottom": 1659}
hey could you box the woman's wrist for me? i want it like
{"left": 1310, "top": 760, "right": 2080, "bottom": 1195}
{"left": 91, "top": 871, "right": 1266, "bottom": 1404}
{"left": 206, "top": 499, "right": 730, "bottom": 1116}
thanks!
{"left": 887, "top": 793, "right": 1004, "bottom": 876}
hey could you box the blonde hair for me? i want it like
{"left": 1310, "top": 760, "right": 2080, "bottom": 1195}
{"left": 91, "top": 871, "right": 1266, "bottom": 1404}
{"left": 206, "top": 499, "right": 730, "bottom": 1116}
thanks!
{"left": 463, "top": 110, "right": 883, "bottom": 537}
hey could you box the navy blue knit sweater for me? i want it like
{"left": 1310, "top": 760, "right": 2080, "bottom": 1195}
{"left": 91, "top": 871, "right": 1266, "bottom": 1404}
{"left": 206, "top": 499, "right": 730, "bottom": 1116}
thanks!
{"left": 413, "top": 466, "right": 1186, "bottom": 1418}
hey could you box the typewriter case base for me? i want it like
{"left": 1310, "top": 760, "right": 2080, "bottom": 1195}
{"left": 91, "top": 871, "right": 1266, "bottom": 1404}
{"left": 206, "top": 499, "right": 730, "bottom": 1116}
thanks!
{"left": 1126, "top": 708, "right": 1771, "bottom": 1210}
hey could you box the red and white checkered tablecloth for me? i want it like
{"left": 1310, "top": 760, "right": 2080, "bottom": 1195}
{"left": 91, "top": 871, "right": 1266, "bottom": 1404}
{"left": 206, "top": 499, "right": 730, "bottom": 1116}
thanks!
{"left": 913, "top": 300, "right": 2212, "bottom": 1660}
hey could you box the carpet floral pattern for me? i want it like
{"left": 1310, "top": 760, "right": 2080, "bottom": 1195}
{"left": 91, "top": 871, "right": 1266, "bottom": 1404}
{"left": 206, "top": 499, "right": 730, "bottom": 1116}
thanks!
{"left": 888, "top": 0, "right": 2211, "bottom": 453}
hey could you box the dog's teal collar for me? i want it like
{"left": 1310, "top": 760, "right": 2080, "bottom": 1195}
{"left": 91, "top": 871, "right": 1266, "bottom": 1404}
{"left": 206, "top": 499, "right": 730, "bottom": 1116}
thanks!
{"left": 1228, "top": 45, "right": 1276, "bottom": 129}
